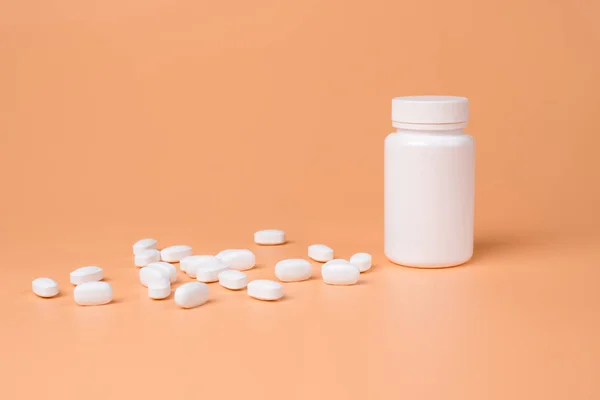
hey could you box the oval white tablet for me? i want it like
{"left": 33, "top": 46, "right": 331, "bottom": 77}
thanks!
{"left": 148, "top": 278, "right": 171, "bottom": 300}
{"left": 181, "top": 255, "right": 214, "bottom": 278}
{"left": 350, "top": 252, "right": 372, "bottom": 272}
{"left": 74, "top": 281, "right": 113, "bottom": 306}
{"left": 161, "top": 245, "right": 192, "bottom": 262}
{"left": 133, "top": 238, "right": 158, "bottom": 255}
{"left": 32, "top": 278, "right": 59, "bottom": 298}
{"left": 275, "top": 259, "right": 312, "bottom": 282}
{"left": 254, "top": 229, "right": 286, "bottom": 245}
{"left": 70, "top": 266, "right": 103, "bottom": 285}
{"left": 218, "top": 270, "right": 247, "bottom": 290}
{"left": 135, "top": 249, "right": 161, "bottom": 267}
{"left": 195, "top": 257, "right": 228, "bottom": 283}
{"left": 174, "top": 282, "right": 209, "bottom": 309}
{"left": 146, "top": 261, "right": 177, "bottom": 283}
{"left": 139, "top": 265, "right": 170, "bottom": 287}
{"left": 322, "top": 259, "right": 360, "bottom": 285}
{"left": 216, "top": 249, "right": 255, "bottom": 271}
{"left": 308, "top": 244, "right": 334, "bottom": 262}
{"left": 247, "top": 280, "right": 283, "bottom": 301}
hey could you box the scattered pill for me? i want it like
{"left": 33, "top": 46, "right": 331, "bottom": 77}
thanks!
{"left": 133, "top": 238, "right": 158, "bottom": 255}
{"left": 350, "top": 252, "right": 372, "bottom": 272}
{"left": 147, "top": 261, "right": 177, "bottom": 283}
{"left": 218, "top": 270, "right": 247, "bottom": 290}
{"left": 308, "top": 244, "right": 334, "bottom": 262}
{"left": 32, "top": 278, "right": 59, "bottom": 298}
{"left": 74, "top": 281, "right": 113, "bottom": 306}
{"left": 216, "top": 249, "right": 255, "bottom": 271}
{"left": 247, "top": 280, "right": 283, "bottom": 301}
{"left": 275, "top": 259, "right": 312, "bottom": 282}
{"left": 195, "top": 257, "right": 228, "bottom": 283}
{"left": 322, "top": 259, "right": 360, "bottom": 285}
{"left": 148, "top": 278, "right": 171, "bottom": 300}
{"left": 135, "top": 249, "right": 161, "bottom": 267}
{"left": 254, "top": 229, "right": 286, "bottom": 245}
{"left": 180, "top": 255, "right": 202, "bottom": 272}
{"left": 174, "top": 282, "right": 209, "bottom": 309}
{"left": 139, "top": 265, "right": 170, "bottom": 287}
{"left": 70, "top": 266, "right": 103, "bottom": 285}
{"left": 161, "top": 245, "right": 193, "bottom": 262}
{"left": 181, "top": 255, "right": 215, "bottom": 278}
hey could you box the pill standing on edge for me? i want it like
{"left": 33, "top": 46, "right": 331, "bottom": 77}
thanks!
{"left": 321, "top": 259, "right": 360, "bottom": 285}
{"left": 350, "top": 253, "right": 372, "bottom": 272}
{"left": 174, "top": 282, "right": 209, "bottom": 309}
{"left": 195, "top": 257, "right": 228, "bottom": 283}
{"left": 247, "top": 280, "right": 283, "bottom": 301}
{"left": 139, "top": 265, "right": 170, "bottom": 287}
{"left": 147, "top": 261, "right": 177, "bottom": 283}
{"left": 216, "top": 249, "right": 256, "bottom": 271}
{"left": 133, "top": 238, "right": 158, "bottom": 255}
{"left": 161, "top": 245, "right": 193, "bottom": 262}
{"left": 254, "top": 229, "right": 286, "bottom": 245}
{"left": 32, "top": 278, "right": 59, "bottom": 298}
{"left": 74, "top": 281, "right": 113, "bottom": 306}
{"left": 70, "top": 266, "right": 103, "bottom": 285}
{"left": 275, "top": 259, "right": 312, "bottom": 282}
{"left": 218, "top": 270, "right": 247, "bottom": 290}
{"left": 148, "top": 278, "right": 171, "bottom": 300}
{"left": 308, "top": 244, "right": 334, "bottom": 262}
{"left": 135, "top": 249, "right": 161, "bottom": 267}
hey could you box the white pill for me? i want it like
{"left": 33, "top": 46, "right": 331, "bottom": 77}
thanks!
{"left": 350, "top": 252, "right": 372, "bottom": 272}
{"left": 181, "top": 255, "right": 213, "bottom": 278}
{"left": 148, "top": 278, "right": 171, "bottom": 300}
{"left": 174, "top": 282, "right": 209, "bottom": 309}
{"left": 32, "top": 278, "right": 59, "bottom": 298}
{"left": 146, "top": 261, "right": 177, "bottom": 283}
{"left": 195, "top": 257, "right": 228, "bottom": 283}
{"left": 161, "top": 245, "right": 192, "bottom": 262}
{"left": 308, "top": 244, "right": 334, "bottom": 262}
{"left": 133, "top": 238, "right": 158, "bottom": 255}
{"left": 139, "top": 265, "right": 170, "bottom": 287}
{"left": 216, "top": 249, "right": 255, "bottom": 271}
{"left": 275, "top": 259, "right": 312, "bottom": 282}
{"left": 70, "top": 266, "right": 103, "bottom": 285}
{"left": 254, "top": 229, "right": 286, "bottom": 245}
{"left": 180, "top": 255, "right": 200, "bottom": 272}
{"left": 74, "top": 281, "right": 113, "bottom": 306}
{"left": 247, "top": 280, "right": 283, "bottom": 301}
{"left": 218, "top": 270, "right": 247, "bottom": 290}
{"left": 322, "top": 259, "right": 360, "bottom": 285}
{"left": 135, "top": 249, "right": 161, "bottom": 267}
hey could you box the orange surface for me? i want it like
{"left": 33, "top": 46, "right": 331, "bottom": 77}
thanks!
{"left": 1, "top": 1, "right": 599, "bottom": 399}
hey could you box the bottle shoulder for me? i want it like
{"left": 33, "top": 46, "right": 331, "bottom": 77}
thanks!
{"left": 385, "top": 131, "right": 474, "bottom": 148}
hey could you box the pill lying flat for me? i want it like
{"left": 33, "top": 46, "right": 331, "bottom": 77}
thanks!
{"left": 174, "top": 282, "right": 209, "bottom": 309}
{"left": 254, "top": 229, "right": 286, "bottom": 245}
{"left": 350, "top": 252, "right": 372, "bottom": 272}
{"left": 148, "top": 278, "right": 171, "bottom": 300}
{"left": 195, "top": 257, "right": 228, "bottom": 283}
{"left": 147, "top": 261, "right": 177, "bottom": 283}
{"left": 218, "top": 270, "right": 247, "bottom": 290}
{"left": 247, "top": 280, "right": 283, "bottom": 301}
{"left": 139, "top": 265, "right": 170, "bottom": 287}
{"left": 161, "top": 245, "right": 192, "bottom": 262}
{"left": 275, "top": 259, "right": 312, "bottom": 282}
{"left": 74, "top": 281, "right": 113, "bottom": 306}
{"left": 322, "top": 259, "right": 360, "bottom": 285}
{"left": 216, "top": 249, "right": 255, "bottom": 271}
{"left": 135, "top": 249, "right": 161, "bottom": 267}
{"left": 70, "top": 266, "right": 103, "bottom": 285}
{"left": 181, "top": 255, "right": 214, "bottom": 278}
{"left": 32, "top": 278, "right": 59, "bottom": 298}
{"left": 308, "top": 244, "right": 334, "bottom": 262}
{"left": 133, "top": 238, "right": 158, "bottom": 255}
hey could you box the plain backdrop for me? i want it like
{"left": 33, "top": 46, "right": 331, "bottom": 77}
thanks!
{"left": 1, "top": 1, "right": 599, "bottom": 399}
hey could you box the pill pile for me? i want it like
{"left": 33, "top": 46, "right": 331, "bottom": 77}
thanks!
{"left": 31, "top": 229, "right": 372, "bottom": 308}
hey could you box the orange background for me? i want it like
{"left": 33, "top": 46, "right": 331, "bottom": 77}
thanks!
{"left": 1, "top": 1, "right": 599, "bottom": 399}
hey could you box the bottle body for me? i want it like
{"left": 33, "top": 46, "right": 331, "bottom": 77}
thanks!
{"left": 384, "top": 129, "right": 475, "bottom": 267}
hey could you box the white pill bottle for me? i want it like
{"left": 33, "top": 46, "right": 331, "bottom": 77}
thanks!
{"left": 384, "top": 96, "right": 474, "bottom": 268}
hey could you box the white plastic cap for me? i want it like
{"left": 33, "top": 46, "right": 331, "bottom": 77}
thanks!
{"left": 392, "top": 95, "right": 469, "bottom": 130}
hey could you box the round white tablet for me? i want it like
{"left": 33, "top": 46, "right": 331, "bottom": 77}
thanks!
{"left": 161, "top": 245, "right": 192, "bottom": 262}
{"left": 148, "top": 278, "right": 171, "bottom": 300}
{"left": 349, "top": 252, "right": 372, "bottom": 272}
{"left": 254, "top": 229, "right": 286, "bottom": 245}
{"left": 174, "top": 282, "right": 209, "bottom": 309}
{"left": 133, "top": 238, "right": 158, "bottom": 255}
{"left": 218, "top": 270, "right": 247, "bottom": 290}
{"left": 321, "top": 259, "right": 359, "bottom": 285}
{"left": 275, "top": 259, "right": 312, "bottom": 282}
{"left": 70, "top": 266, "right": 103, "bottom": 285}
{"left": 135, "top": 249, "right": 161, "bottom": 267}
{"left": 216, "top": 249, "right": 255, "bottom": 271}
{"left": 308, "top": 244, "right": 334, "bottom": 262}
{"left": 247, "top": 280, "right": 283, "bottom": 301}
{"left": 32, "top": 278, "right": 59, "bottom": 298}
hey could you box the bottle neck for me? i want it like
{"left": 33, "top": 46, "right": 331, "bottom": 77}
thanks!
{"left": 395, "top": 128, "right": 464, "bottom": 135}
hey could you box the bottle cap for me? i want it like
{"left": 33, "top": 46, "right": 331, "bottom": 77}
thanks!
{"left": 392, "top": 95, "right": 469, "bottom": 130}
